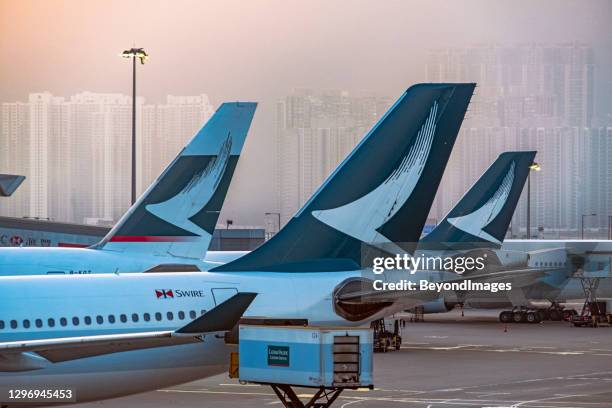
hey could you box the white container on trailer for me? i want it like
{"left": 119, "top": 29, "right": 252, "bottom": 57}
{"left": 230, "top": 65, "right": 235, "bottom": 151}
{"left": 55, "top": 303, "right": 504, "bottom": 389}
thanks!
{"left": 238, "top": 325, "right": 373, "bottom": 388}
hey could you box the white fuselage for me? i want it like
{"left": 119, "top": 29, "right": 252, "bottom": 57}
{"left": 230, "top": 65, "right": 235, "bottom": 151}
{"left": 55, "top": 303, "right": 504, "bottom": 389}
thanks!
{"left": 0, "top": 270, "right": 409, "bottom": 405}
{"left": 0, "top": 247, "right": 247, "bottom": 275}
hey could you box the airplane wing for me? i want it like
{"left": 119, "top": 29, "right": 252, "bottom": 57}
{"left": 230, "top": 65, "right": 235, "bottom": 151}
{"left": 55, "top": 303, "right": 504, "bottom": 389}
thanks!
{"left": 338, "top": 268, "right": 554, "bottom": 304}
{"left": 0, "top": 293, "right": 256, "bottom": 365}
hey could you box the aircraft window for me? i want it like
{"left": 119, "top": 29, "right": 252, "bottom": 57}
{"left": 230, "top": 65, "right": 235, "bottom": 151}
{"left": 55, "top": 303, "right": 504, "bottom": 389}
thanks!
{"left": 96, "top": 316, "right": 103, "bottom": 324}
{"left": 155, "top": 312, "right": 162, "bottom": 321}
{"left": 60, "top": 317, "right": 67, "bottom": 327}
{"left": 72, "top": 317, "right": 79, "bottom": 326}
{"left": 189, "top": 310, "right": 196, "bottom": 319}
{"left": 10, "top": 320, "right": 17, "bottom": 329}
{"left": 120, "top": 314, "right": 127, "bottom": 323}
{"left": 84, "top": 316, "right": 92, "bottom": 325}
{"left": 23, "top": 320, "right": 30, "bottom": 329}
{"left": 108, "top": 315, "right": 116, "bottom": 324}
{"left": 35, "top": 319, "right": 42, "bottom": 328}
{"left": 48, "top": 318, "right": 55, "bottom": 327}
{"left": 201, "top": 310, "right": 207, "bottom": 315}
{"left": 0, "top": 320, "right": 4, "bottom": 329}
{"left": 132, "top": 313, "right": 139, "bottom": 322}
{"left": 167, "top": 312, "right": 174, "bottom": 321}
{"left": 178, "top": 311, "right": 185, "bottom": 320}
{"left": 143, "top": 313, "right": 150, "bottom": 322}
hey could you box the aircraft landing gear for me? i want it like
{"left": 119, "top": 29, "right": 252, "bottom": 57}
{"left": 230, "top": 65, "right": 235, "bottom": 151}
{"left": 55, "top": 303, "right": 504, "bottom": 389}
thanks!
{"left": 526, "top": 311, "right": 541, "bottom": 323}
{"left": 512, "top": 310, "right": 526, "bottom": 323}
{"left": 499, "top": 310, "right": 513, "bottom": 323}
{"left": 499, "top": 304, "right": 576, "bottom": 324}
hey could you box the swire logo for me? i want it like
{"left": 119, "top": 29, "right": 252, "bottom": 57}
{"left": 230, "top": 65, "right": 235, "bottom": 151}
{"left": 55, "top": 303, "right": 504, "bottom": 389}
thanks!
{"left": 154, "top": 289, "right": 206, "bottom": 299}
{"left": 155, "top": 289, "right": 174, "bottom": 299}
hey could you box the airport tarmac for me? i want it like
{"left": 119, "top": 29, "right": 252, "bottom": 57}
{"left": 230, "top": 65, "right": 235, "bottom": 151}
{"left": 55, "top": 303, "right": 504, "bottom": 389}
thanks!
{"left": 75, "top": 309, "right": 612, "bottom": 408}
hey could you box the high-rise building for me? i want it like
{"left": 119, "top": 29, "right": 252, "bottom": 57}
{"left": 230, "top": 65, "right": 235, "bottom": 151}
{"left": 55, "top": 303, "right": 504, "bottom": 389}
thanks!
{"left": 67, "top": 92, "right": 138, "bottom": 224}
{"left": 46, "top": 96, "right": 72, "bottom": 222}
{"left": 0, "top": 101, "right": 30, "bottom": 217}
{"left": 28, "top": 92, "right": 70, "bottom": 220}
{"left": 583, "top": 127, "right": 612, "bottom": 234}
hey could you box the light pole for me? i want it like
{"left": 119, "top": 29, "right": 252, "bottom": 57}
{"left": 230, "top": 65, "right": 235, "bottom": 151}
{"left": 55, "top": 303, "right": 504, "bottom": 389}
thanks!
{"left": 581, "top": 213, "right": 596, "bottom": 240}
{"left": 265, "top": 212, "right": 281, "bottom": 235}
{"left": 121, "top": 47, "right": 148, "bottom": 205}
{"left": 526, "top": 162, "right": 541, "bottom": 239}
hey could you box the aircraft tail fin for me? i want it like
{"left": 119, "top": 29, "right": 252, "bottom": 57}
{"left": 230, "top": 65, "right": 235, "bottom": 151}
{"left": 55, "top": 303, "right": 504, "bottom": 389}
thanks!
{"left": 420, "top": 151, "right": 537, "bottom": 249}
{"left": 93, "top": 102, "right": 257, "bottom": 259}
{"left": 214, "top": 83, "right": 475, "bottom": 272}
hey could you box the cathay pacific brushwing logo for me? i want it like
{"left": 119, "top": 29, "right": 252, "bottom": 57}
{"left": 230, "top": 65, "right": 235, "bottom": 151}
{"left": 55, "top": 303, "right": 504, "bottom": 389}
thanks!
{"left": 145, "top": 134, "right": 232, "bottom": 237}
{"left": 311, "top": 101, "right": 439, "bottom": 245}
{"left": 446, "top": 161, "right": 516, "bottom": 244}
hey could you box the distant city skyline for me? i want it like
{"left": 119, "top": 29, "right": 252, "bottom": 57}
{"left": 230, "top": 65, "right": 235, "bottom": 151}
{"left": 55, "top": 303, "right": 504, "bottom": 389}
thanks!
{"left": 2, "top": 40, "right": 612, "bottom": 237}
{"left": 1, "top": 0, "right": 610, "bottom": 230}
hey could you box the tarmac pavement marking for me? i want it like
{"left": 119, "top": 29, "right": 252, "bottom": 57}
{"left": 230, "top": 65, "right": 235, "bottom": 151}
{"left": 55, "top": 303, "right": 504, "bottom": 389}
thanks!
{"left": 157, "top": 388, "right": 611, "bottom": 408}
{"left": 219, "top": 383, "right": 261, "bottom": 387}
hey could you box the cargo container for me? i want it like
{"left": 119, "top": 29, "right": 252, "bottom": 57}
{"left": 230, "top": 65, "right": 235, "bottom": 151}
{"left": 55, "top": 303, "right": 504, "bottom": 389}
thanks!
{"left": 238, "top": 325, "right": 373, "bottom": 389}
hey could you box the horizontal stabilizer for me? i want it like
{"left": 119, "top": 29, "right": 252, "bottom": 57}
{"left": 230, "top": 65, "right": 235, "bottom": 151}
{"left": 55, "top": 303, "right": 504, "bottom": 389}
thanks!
{"left": 0, "top": 174, "right": 25, "bottom": 197}
{"left": 176, "top": 292, "right": 257, "bottom": 334}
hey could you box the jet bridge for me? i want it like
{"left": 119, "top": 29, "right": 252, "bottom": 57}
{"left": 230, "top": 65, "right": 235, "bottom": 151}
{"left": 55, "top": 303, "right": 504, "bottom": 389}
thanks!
{"left": 234, "top": 323, "right": 373, "bottom": 408}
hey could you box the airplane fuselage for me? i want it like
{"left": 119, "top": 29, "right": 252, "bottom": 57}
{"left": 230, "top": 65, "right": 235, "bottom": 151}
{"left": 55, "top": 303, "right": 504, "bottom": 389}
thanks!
{"left": 0, "top": 247, "right": 247, "bottom": 275}
{"left": 0, "top": 270, "right": 409, "bottom": 405}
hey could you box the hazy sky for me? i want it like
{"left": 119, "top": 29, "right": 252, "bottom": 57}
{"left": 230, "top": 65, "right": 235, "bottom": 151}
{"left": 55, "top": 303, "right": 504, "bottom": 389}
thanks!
{"left": 1, "top": 0, "right": 611, "bottom": 225}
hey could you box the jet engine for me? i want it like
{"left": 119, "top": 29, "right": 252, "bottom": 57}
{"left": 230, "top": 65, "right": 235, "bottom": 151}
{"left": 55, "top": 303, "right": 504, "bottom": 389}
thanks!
{"left": 333, "top": 278, "right": 393, "bottom": 322}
